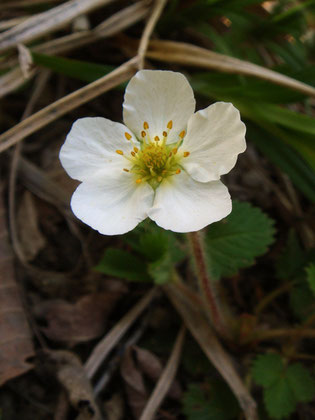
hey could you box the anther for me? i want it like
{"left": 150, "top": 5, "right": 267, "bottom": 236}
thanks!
{"left": 116, "top": 150, "right": 124, "bottom": 155}
{"left": 154, "top": 136, "right": 160, "bottom": 142}
{"left": 131, "top": 151, "right": 136, "bottom": 157}
{"left": 136, "top": 178, "right": 142, "bottom": 184}
{"left": 167, "top": 120, "right": 173, "bottom": 129}
{"left": 163, "top": 131, "right": 167, "bottom": 137}
{"left": 134, "top": 147, "right": 139, "bottom": 153}
{"left": 172, "top": 148, "right": 178, "bottom": 154}
{"left": 176, "top": 168, "right": 181, "bottom": 174}
{"left": 141, "top": 130, "right": 146, "bottom": 138}
{"left": 143, "top": 122, "right": 149, "bottom": 129}
{"left": 157, "top": 176, "right": 162, "bottom": 182}
{"left": 125, "top": 132, "right": 132, "bottom": 140}
{"left": 183, "top": 151, "right": 190, "bottom": 157}
{"left": 179, "top": 130, "right": 186, "bottom": 139}
{"left": 123, "top": 168, "right": 129, "bottom": 172}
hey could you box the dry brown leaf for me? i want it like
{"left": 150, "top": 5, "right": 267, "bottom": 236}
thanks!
{"left": 134, "top": 346, "right": 181, "bottom": 399}
{"left": 34, "top": 292, "right": 122, "bottom": 345}
{"left": 104, "top": 393, "right": 125, "bottom": 420}
{"left": 121, "top": 346, "right": 148, "bottom": 419}
{"left": 17, "top": 191, "right": 46, "bottom": 261}
{"left": 0, "top": 186, "right": 34, "bottom": 386}
{"left": 0, "top": 0, "right": 117, "bottom": 53}
{"left": 49, "top": 350, "right": 101, "bottom": 420}
{"left": 164, "top": 283, "right": 258, "bottom": 420}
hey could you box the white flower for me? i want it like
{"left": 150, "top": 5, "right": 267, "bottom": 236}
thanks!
{"left": 60, "top": 70, "right": 246, "bottom": 235}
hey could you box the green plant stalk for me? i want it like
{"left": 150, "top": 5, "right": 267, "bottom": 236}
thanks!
{"left": 187, "top": 231, "right": 230, "bottom": 340}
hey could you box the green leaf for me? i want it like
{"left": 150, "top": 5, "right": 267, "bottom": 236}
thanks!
{"left": 252, "top": 354, "right": 284, "bottom": 387}
{"left": 264, "top": 376, "right": 296, "bottom": 419}
{"left": 205, "top": 201, "right": 275, "bottom": 280}
{"left": 183, "top": 380, "right": 240, "bottom": 420}
{"left": 32, "top": 52, "right": 114, "bottom": 83}
{"left": 306, "top": 263, "right": 315, "bottom": 296}
{"left": 275, "top": 230, "right": 306, "bottom": 279}
{"left": 95, "top": 248, "right": 151, "bottom": 282}
{"left": 246, "top": 123, "right": 315, "bottom": 203}
{"left": 287, "top": 363, "right": 315, "bottom": 402}
{"left": 252, "top": 356, "right": 315, "bottom": 418}
{"left": 290, "top": 282, "right": 315, "bottom": 320}
{"left": 148, "top": 252, "right": 174, "bottom": 285}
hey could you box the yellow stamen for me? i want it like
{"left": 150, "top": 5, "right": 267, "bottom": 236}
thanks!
{"left": 143, "top": 121, "right": 149, "bottom": 130}
{"left": 123, "top": 168, "right": 129, "bottom": 172}
{"left": 172, "top": 148, "right": 178, "bottom": 154}
{"left": 134, "top": 147, "right": 139, "bottom": 153}
{"left": 125, "top": 132, "right": 132, "bottom": 141}
{"left": 157, "top": 176, "right": 162, "bottom": 182}
{"left": 116, "top": 150, "right": 124, "bottom": 155}
{"left": 179, "top": 130, "right": 186, "bottom": 139}
{"left": 176, "top": 168, "right": 181, "bottom": 174}
{"left": 131, "top": 151, "right": 136, "bottom": 157}
{"left": 163, "top": 131, "right": 167, "bottom": 137}
{"left": 136, "top": 178, "right": 142, "bottom": 184}
{"left": 141, "top": 130, "right": 146, "bottom": 138}
{"left": 154, "top": 136, "right": 160, "bottom": 142}
{"left": 183, "top": 151, "right": 190, "bottom": 157}
{"left": 167, "top": 120, "right": 173, "bottom": 129}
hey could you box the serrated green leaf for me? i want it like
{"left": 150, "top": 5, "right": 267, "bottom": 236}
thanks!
{"left": 95, "top": 248, "right": 151, "bottom": 282}
{"left": 264, "top": 376, "right": 296, "bottom": 419}
{"left": 287, "top": 363, "right": 315, "bottom": 402}
{"left": 252, "top": 354, "right": 284, "bottom": 387}
{"left": 306, "top": 263, "right": 315, "bottom": 296}
{"left": 183, "top": 381, "right": 240, "bottom": 420}
{"left": 205, "top": 201, "right": 275, "bottom": 280}
{"left": 138, "top": 230, "right": 170, "bottom": 262}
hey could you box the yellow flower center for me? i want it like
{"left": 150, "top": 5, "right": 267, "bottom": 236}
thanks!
{"left": 116, "top": 121, "right": 190, "bottom": 189}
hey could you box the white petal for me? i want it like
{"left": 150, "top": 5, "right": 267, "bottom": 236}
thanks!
{"left": 71, "top": 173, "right": 154, "bottom": 235}
{"left": 60, "top": 117, "right": 138, "bottom": 182}
{"left": 181, "top": 102, "right": 246, "bottom": 182}
{"left": 148, "top": 171, "right": 231, "bottom": 233}
{"left": 123, "top": 70, "right": 195, "bottom": 143}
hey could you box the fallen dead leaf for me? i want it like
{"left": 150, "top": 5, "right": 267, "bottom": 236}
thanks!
{"left": 17, "top": 191, "right": 46, "bottom": 261}
{"left": 134, "top": 346, "right": 181, "bottom": 399}
{"left": 0, "top": 185, "right": 34, "bottom": 386}
{"left": 120, "top": 346, "right": 148, "bottom": 419}
{"left": 34, "top": 292, "right": 122, "bottom": 345}
{"left": 48, "top": 350, "right": 101, "bottom": 420}
{"left": 104, "top": 393, "right": 125, "bottom": 420}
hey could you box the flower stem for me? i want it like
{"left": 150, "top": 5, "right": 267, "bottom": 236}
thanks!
{"left": 188, "top": 231, "right": 230, "bottom": 340}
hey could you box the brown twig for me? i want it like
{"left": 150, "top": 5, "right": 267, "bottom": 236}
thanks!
{"left": 0, "top": 57, "right": 139, "bottom": 153}
{"left": 137, "top": 0, "right": 167, "bottom": 69}
{"left": 188, "top": 231, "right": 230, "bottom": 340}
{"left": 84, "top": 288, "right": 157, "bottom": 379}
{"left": 139, "top": 325, "right": 186, "bottom": 420}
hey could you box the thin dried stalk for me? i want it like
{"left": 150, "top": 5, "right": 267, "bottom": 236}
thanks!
{"left": 164, "top": 283, "right": 258, "bottom": 420}
{"left": 0, "top": 17, "right": 29, "bottom": 31}
{"left": 0, "top": 57, "right": 138, "bottom": 153}
{"left": 0, "top": 2, "right": 149, "bottom": 97}
{"left": 9, "top": 70, "right": 51, "bottom": 264}
{"left": 84, "top": 288, "right": 157, "bottom": 379}
{"left": 0, "top": 0, "right": 62, "bottom": 9}
{"left": 137, "top": 0, "right": 168, "bottom": 69}
{"left": 139, "top": 325, "right": 185, "bottom": 420}
{"left": 0, "top": 67, "right": 36, "bottom": 98}
{"left": 0, "top": 0, "right": 117, "bottom": 53}
{"left": 147, "top": 39, "right": 315, "bottom": 97}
